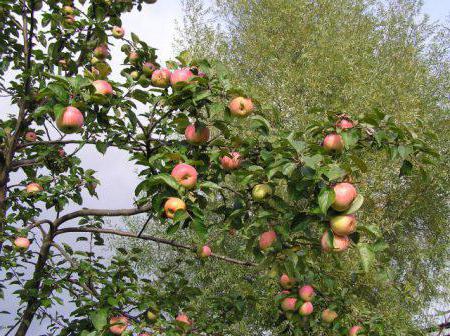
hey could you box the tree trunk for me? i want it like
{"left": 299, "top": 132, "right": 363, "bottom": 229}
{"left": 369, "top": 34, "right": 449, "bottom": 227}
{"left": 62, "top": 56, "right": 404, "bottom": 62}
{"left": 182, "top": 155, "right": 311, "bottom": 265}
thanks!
{"left": 0, "top": 163, "right": 8, "bottom": 253}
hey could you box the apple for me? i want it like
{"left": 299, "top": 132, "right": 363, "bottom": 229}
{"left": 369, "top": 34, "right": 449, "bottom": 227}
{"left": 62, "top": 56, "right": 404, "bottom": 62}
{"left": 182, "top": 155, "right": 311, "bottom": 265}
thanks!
{"left": 64, "top": 14, "right": 75, "bottom": 25}
{"left": 171, "top": 163, "right": 198, "bottom": 189}
{"left": 151, "top": 68, "right": 171, "bottom": 88}
{"left": 321, "top": 231, "right": 350, "bottom": 253}
{"left": 170, "top": 68, "right": 194, "bottom": 86}
{"left": 138, "top": 333, "right": 152, "bottom": 336}
{"left": 142, "top": 62, "right": 157, "bottom": 77}
{"left": 175, "top": 313, "right": 192, "bottom": 326}
{"left": 330, "top": 214, "right": 357, "bottom": 236}
{"left": 56, "top": 106, "right": 84, "bottom": 134}
{"left": 298, "top": 285, "right": 315, "bottom": 302}
{"left": 280, "top": 290, "right": 291, "bottom": 295}
{"left": 92, "top": 80, "right": 113, "bottom": 95}
{"left": 109, "top": 316, "right": 128, "bottom": 335}
{"left": 146, "top": 310, "right": 158, "bottom": 322}
{"left": 128, "top": 51, "right": 139, "bottom": 64}
{"left": 336, "top": 118, "right": 354, "bottom": 130}
{"left": 26, "top": 182, "right": 43, "bottom": 194}
{"left": 62, "top": 6, "right": 74, "bottom": 15}
{"left": 349, "top": 326, "right": 364, "bottom": 336}
{"left": 332, "top": 182, "right": 357, "bottom": 211}
{"left": 130, "top": 71, "right": 140, "bottom": 80}
{"left": 14, "top": 237, "right": 31, "bottom": 249}
{"left": 259, "top": 230, "right": 277, "bottom": 250}
{"left": 280, "top": 297, "right": 297, "bottom": 311}
{"left": 164, "top": 197, "right": 186, "bottom": 219}
{"left": 321, "top": 309, "right": 338, "bottom": 323}
{"left": 58, "top": 148, "right": 66, "bottom": 157}
{"left": 252, "top": 184, "right": 272, "bottom": 201}
{"left": 93, "top": 44, "right": 109, "bottom": 60}
{"left": 58, "top": 59, "right": 68, "bottom": 68}
{"left": 220, "top": 152, "right": 241, "bottom": 170}
{"left": 199, "top": 245, "right": 212, "bottom": 258}
{"left": 228, "top": 97, "right": 254, "bottom": 117}
{"left": 184, "top": 123, "right": 210, "bottom": 145}
{"left": 299, "top": 302, "right": 314, "bottom": 316}
{"left": 323, "top": 133, "right": 344, "bottom": 152}
{"left": 32, "top": 1, "right": 43, "bottom": 10}
{"left": 25, "top": 131, "right": 37, "bottom": 142}
{"left": 112, "top": 26, "right": 125, "bottom": 38}
{"left": 279, "top": 274, "right": 295, "bottom": 289}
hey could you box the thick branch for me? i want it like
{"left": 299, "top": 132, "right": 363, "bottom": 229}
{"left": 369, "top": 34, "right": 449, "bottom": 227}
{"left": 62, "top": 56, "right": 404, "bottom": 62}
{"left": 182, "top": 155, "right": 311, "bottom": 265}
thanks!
{"left": 55, "top": 227, "right": 257, "bottom": 267}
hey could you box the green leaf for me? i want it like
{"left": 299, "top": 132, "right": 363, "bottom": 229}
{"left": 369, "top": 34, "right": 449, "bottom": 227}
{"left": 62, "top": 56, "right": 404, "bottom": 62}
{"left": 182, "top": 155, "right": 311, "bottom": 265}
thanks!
{"left": 322, "top": 165, "right": 347, "bottom": 181}
{"left": 199, "top": 181, "right": 222, "bottom": 191}
{"left": 400, "top": 160, "right": 413, "bottom": 176}
{"left": 192, "top": 218, "right": 207, "bottom": 237}
{"left": 172, "top": 209, "right": 189, "bottom": 224}
{"left": 95, "top": 142, "right": 108, "bottom": 154}
{"left": 358, "top": 244, "right": 375, "bottom": 273}
{"left": 90, "top": 308, "right": 108, "bottom": 331}
{"left": 303, "top": 154, "right": 322, "bottom": 169}
{"left": 350, "top": 155, "right": 368, "bottom": 173}
{"left": 48, "top": 83, "right": 69, "bottom": 103}
{"left": 250, "top": 115, "right": 271, "bottom": 134}
{"left": 318, "top": 188, "right": 334, "bottom": 214}
{"left": 147, "top": 174, "right": 180, "bottom": 191}
{"left": 343, "top": 194, "right": 364, "bottom": 214}
{"left": 398, "top": 145, "right": 413, "bottom": 159}
{"left": 287, "top": 132, "right": 307, "bottom": 154}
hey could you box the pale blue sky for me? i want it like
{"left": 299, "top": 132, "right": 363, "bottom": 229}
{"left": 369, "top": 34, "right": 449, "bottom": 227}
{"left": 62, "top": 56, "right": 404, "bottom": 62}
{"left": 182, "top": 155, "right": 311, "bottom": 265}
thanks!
{"left": 423, "top": 0, "right": 450, "bottom": 22}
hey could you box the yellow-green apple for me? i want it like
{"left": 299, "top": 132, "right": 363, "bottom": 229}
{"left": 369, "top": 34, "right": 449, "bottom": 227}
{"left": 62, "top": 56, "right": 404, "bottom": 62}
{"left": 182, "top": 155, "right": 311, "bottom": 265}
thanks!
{"left": 93, "top": 44, "right": 109, "bottom": 60}
{"left": 298, "top": 285, "right": 315, "bottom": 302}
{"left": 331, "top": 182, "right": 357, "bottom": 211}
{"left": 92, "top": 80, "right": 113, "bottom": 95}
{"left": 164, "top": 197, "right": 186, "bottom": 219}
{"left": 184, "top": 123, "right": 210, "bottom": 145}
{"left": 321, "top": 309, "right": 338, "bottom": 323}
{"left": 142, "top": 62, "right": 157, "bottom": 77}
{"left": 109, "top": 316, "right": 128, "bottom": 335}
{"left": 62, "top": 6, "right": 74, "bottom": 15}
{"left": 259, "top": 230, "right": 277, "bottom": 250}
{"left": 112, "top": 26, "right": 125, "bottom": 38}
{"left": 220, "top": 152, "right": 241, "bottom": 170}
{"left": 330, "top": 214, "right": 357, "bottom": 236}
{"left": 279, "top": 274, "right": 295, "bottom": 289}
{"left": 323, "top": 133, "right": 344, "bottom": 152}
{"left": 175, "top": 313, "right": 192, "bottom": 326}
{"left": 336, "top": 118, "right": 354, "bottom": 130}
{"left": 26, "top": 182, "right": 43, "bottom": 194}
{"left": 321, "top": 231, "right": 350, "bottom": 252}
{"left": 349, "top": 326, "right": 363, "bottom": 336}
{"left": 170, "top": 68, "right": 194, "bottom": 86}
{"left": 171, "top": 163, "right": 198, "bottom": 189}
{"left": 228, "top": 97, "right": 254, "bottom": 117}
{"left": 25, "top": 131, "right": 37, "bottom": 142}
{"left": 199, "top": 245, "right": 212, "bottom": 258}
{"left": 281, "top": 297, "right": 297, "bottom": 311}
{"left": 56, "top": 106, "right": 84, "bottom": 134}
{"left": 14, "top": 237, "right": 30, "bottom": 249}
{"left": 146, "top": 310, "right": 158, "bottom": 322}
{"left": 252, "top": 184, "right": 272, "bottom": 201}
{"left": 130, "top": 71, "right": 140, "bottom": 80}
{"left": 299, "top": 302, "right": 314, "bottom": 316}
{"left": 128, "top": 51, "right": 139, "bottom": 64}
{"left": 151, "top": 68, "right": 171, "bottom": 88}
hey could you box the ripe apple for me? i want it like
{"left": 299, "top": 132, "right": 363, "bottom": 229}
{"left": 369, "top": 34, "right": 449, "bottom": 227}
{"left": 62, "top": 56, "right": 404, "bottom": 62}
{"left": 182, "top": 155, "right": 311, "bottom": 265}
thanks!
{"left": 332, "top": 182, "right": 357, "bottom": 211}
{"left": 298, "top": 285, "right": 315, "bottom": 302}
{"left": 228, "top": 97, "right": 254, "bottom": 117}
{"left": 56, "top": 106, "right": 84, "bottom": 134}
{"left": 151, "top": 68, "right": 171, "bottom": 88}
{"left": 109, "top": 316, "right": 128, "bottom": 335}
{"left": 93, "top": 44, "right": 109, "bottom": 60}
{"left": 299, "top": 302, "right": 314, "bottom": 316}
{"left": 92, "top": 80, "right": 113, "bottom": 95}
{"left": 26, "top": 182, "right": 43, "bottom": 194}
{"left": 128, "top": 51, "right": 139, "bottom": 64}
{"left": 184, "top": 123, "right": 210, "bottom": 145}
{"left": 330, "top": 214, "right": 357, "bottom": 236}
{"left": 62, "top": 6, "right": 74, "bottom": 15}
{"left": 171, "top": 163, "right": 198, "bottom": 189}
{"left": 14, "top": 237, "right": 31, "bottom": 250}
{"left": 175, "top": 313, "right": 192, "bottom": 326}
{"left": 142, "top": 62, "right": 157, "bottom": 77}
{"left": 349, "top": 326, "right": 363, "bottom": 336}
{"left": 252, "top": 184, "right": 272, "bottom": 201}
{"left": 220, "top": 152, "right": 241, "bottom": 170}
{"left": 279, "top": 274, "right": 295, "bottom": 289}
{"left": 112, "top": 26, "right": 125, "bottom": 38}
{"left": 321, "top": 231, "right": 350, "bottom": 253}
{"left": 323, "top": 133, "right": 344, "bottom": 152}
{"left": 64, "top": 15, "right": 75, "bottom": 25}
{"left": 58, "top": 148, "right": 66, "bottom": 157}
{"left": 336, "top": 118, "right": 354, "bottom": 129}
{"left": 199, "top": 245, "right": 212, "bottom": 258}
{"left": 25, "top": 131, "right": 37, "bottom": 142}
{"left": 164, "top": 197, "right": 186, "bottom": 219}
{"left": 321, "top": 309, "right": 338, "bottom": 323}
{"left": 280, "top": 297, "right": 297, "bottom": 311}
{"left": 170, "top": 68, "right": 194, "bottom": 86}
{"left": 259, "top": 230, "right": 277, "bottom": 250}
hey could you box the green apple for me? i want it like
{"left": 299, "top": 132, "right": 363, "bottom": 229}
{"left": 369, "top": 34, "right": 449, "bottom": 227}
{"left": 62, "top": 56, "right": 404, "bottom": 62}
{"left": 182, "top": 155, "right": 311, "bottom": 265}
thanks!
{"left": 252, "top": 184, "right": 272, "bottom": 201}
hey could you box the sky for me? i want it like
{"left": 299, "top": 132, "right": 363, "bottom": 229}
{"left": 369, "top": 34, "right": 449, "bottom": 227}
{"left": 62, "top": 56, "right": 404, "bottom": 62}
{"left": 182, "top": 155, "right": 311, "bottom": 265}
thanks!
{"left": 0, "top": 0, "right": 449, "bottom": 335}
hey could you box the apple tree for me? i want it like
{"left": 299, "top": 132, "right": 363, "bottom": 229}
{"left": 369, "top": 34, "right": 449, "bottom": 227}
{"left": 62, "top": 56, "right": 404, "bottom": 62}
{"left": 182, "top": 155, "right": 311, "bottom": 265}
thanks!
{"left": 0, "top": 1, "right": 438, "bottom": 335}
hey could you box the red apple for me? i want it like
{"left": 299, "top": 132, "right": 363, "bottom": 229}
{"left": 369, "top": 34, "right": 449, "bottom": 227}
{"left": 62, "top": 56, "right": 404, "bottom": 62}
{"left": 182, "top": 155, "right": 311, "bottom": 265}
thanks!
{"left": 164, "top": 197, "right": 186, "bottom": 219}
{"left": 349, "top": 326, "right": 363, "bottom": 336}
{"left": 199, "top": 245, "right": 212, "bottom": 258}
{"left": 171, "top": 163, "right": 198, "bottom": 189}
{"left": 112, "top": 26, "right": 125, "bottom": 38}
{"left": 321, "top": 309, "right": 338, "bottom": 323}
{"left": 336, "top": 118, "right": 354, "bottom": 130}
{"left": 228, "top": 97, "right": 254, "bottom": 117}
{"left": 220, "top": 152, "right": 241, "bottom": 170}
{"left": 138, "top": 333, "right": 152, "bottom": 336}
{"left": 280, "top": 290, "right": 291, "bottom": 295}
{"left": 142, "top": 62, "right": 157, "bottom": 77}
{"left": 299, "top": 302, "right": 314, "bottom": 316}
{"left": 330, "top": 214, "right": 357, "bottom": 236}
{"left": 25, "top": 131, "right": 37, "bottom": 142}
{"left": 56, "top": 106, "right": 84, "bottom": 134}
{"left": 93, "top": 44, "right": 109, "bottom": 59}
{"left": 259, "top": 230, "right": 277, "bottom": 250}
{"left": 323, "top": 133, "right": 344, "bottom": 152}
{"left": 64, "top": 14, "right": 75, "bottom": 25}
{"left": 109, "top": 316, "right": 128, "bottom": 335}
{"left": 58, "top": 148, "right": 66, "bottom": 157}
{"left": 92, "top": 80, "right": 113, "bottom": 95}
{"left": 14, "top": 237, "right": 31, "bottom": 250}
{"left": 26, "top": 182, "right": 43, "bottom": 194}
{"left": 151, "top": 68, "right": 171, "bottom": 88}
{"left": 280, "top": 297, "right": 297, "bottom": 311}
{"left": 175, "top": 313, "right": 192, "bottom": 326}
{"left": 129, "top": 51, "right": 139, "bottom": 64}
{"left": 321, "top": 231, "right": 350, "bottom": 253}
{"left": 332, "top": 182, "right": 357, "bottom": 211}
{"left": 184, "top": 124, "right": 210, "bottom": 145}
{"left": 298, "top": 285, "right": 315, "bottom": 302}
{"left": 170, "top": 68, "right": 194, "bottom": 86}
{"left": 279, "top": 274, "right": 295, "bottom": 289}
